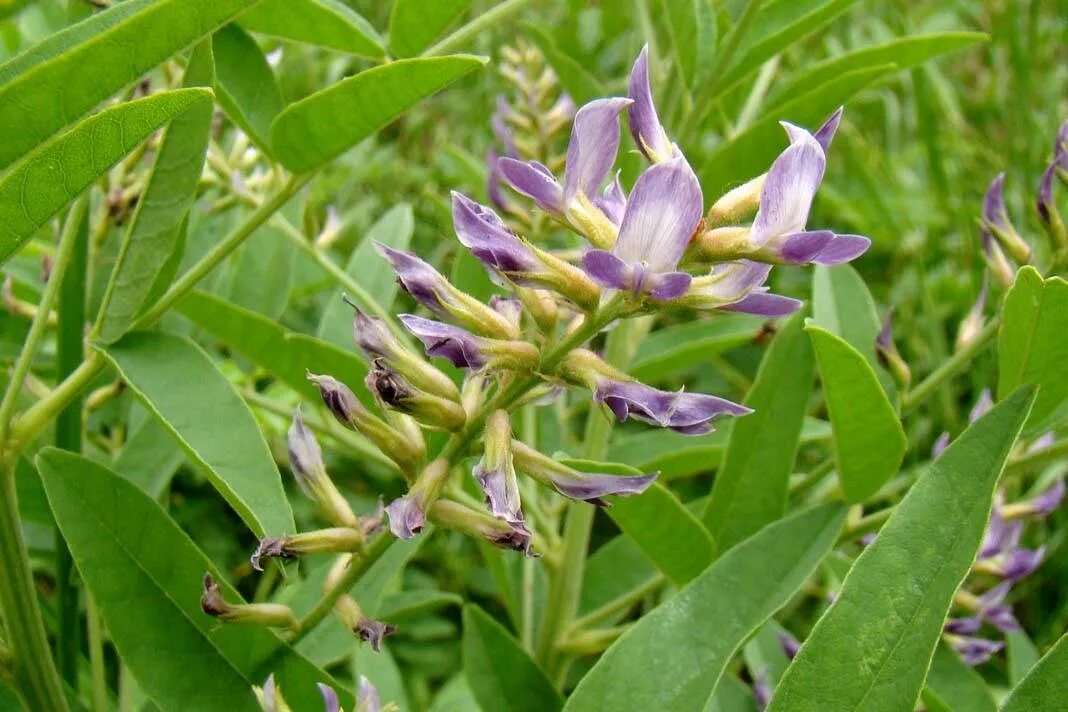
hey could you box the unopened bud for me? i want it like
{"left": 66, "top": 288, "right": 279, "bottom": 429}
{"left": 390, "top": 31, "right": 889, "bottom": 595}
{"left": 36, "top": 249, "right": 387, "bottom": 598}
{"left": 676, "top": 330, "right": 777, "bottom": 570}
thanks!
{"left": 399, "top": 315, "right": 540, "bottom": 372}
{"left": 955, "top": 279, "right": 988, "bottom": 352}
{"left": 430, "top": 499, "right": 537, "bottom": 557}
{"left": 366, "top": 360, "right": 467, "bottom": 432}
{"left": 979, "top": 228, "right": 1016, "bottom": 289}
{"left": 384, "top": 459, "right": 451, "bottom": 539}
{"left": 558, "top": 348, "right": 629, "bottom": 389}
{"left": 335, "top": 595, "right": 396, "bottom": 652}
{"left": 200, "top": 573, "right": 297, "bottom": 629}
{"left": 690, "top": 226, "right": 755, "bottom": 263}
{"left": 1036, "top": 120, "right": 1068, "bottom": 250}
{"left": 706, "top": 175, "right": 765, "bottom": 226}
{"left": 874, "top": 311, "right": 911, "bottom": 389}
{"left": 982, "top": 174, "right": 1032, "bottom": 264}
{"left": 565, "top": 191, "right": 619, "bottom": 250}
{"left": 517, "top": 287, "right": 558, "bottom": 333}
{"left": 473, "top": 412, "right": 526, "bottom": 528}
{"left": 254, "top": 675, "right": 294, "bottom": 712}
{"left": 287, "top": 409, "right": 359, "bottom": 527}
{"left": 307, "top": 373, "right": 426, "bottom": 475}
{"left": 510, "top": 439, "right": 656, "bottom": 505}
{"left": 250, "top": 528, "right": 366, "bottom": 570}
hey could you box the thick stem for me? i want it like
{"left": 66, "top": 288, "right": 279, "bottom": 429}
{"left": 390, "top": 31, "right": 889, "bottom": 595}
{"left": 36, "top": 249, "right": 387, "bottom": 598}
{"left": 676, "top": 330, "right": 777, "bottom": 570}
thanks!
{"left": 0, "top": 463, "right": 69, "bottom": 711}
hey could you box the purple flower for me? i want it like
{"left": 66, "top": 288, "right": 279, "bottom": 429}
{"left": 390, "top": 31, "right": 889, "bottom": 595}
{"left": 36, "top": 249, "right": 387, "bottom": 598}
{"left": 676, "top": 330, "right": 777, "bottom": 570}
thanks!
{"left": 948, "top": 635, "right": 1003, "bottom": 666}
{"left": 473, "top": 461, "right": 524, "bottom": 527}
{"left": 486, "top": 148, "right": 512, "bottom": 213}
{"left": 399, "top": 315, "right": 488, "bottom": 369}
{"left": 1037, "top": 120, "right": 1067, "bottom": 224}
{"left": 778, "top": 631, "right": 801, "bottom": 660}
{"left": 548, "top": 470, "right": 657, "bottom": 506}
{"left": 999, "top": 546, "right": 1046, "bottom": 581}
{"left": 982, "top": 173, "right": 1031, "bottom": 263}
{"left": 944, "top": 616, "right": 982, "bottom": 635}
{"left": 317, "top": 683, "right": 341, "bottom": 712}
{"left": 486, "top": 521, "right": 536, "bottom": 557}
{"left": 498, "top": 97, "right": 631, "bottom": 215}
{"left": 356, "top": 617, "right": 396, "bottom": 652}
{"left": 376, "top": 243, "right": 453, "bottom": 314}
{"left": 452, "top": 192, "right": 541, "bottom": 277}
{"left": 748, "top": 124, "right": 869, "bottom": 265}
{"left": 812, "top": 107, "right": 844, "bottom": 152}
{"left": 627, "top": 45, "right": 676, "bottom": 163}
{"left": 976, "top": 581, "right": 1020, "bottom": 633}
{"left": 678, "top": 261, "right": 801, "bottom": 316}
{"left": 979, "top": 500, "right": 1021, "bottom": 559}
{"left": 752, "top": 674, "right": 772, "bottom": 710}
{"left": 1023, "top": 479, "right": 1065, "bottom": 517}
{"left": 358, "top": 676, "right": 382, "bottom": 712}
{"left": 931, "top": 432, "right": 950, "bottom": 459}
{"left": 595, "top": 172, "right": 627, "bottom": 225}
{"left": 307, "top": 373, "right": 363, "bottom": 427}
{"left": 581, "top": 157, "right": 702, "bottom": 300}
{"left": 287, "top": 408, "right": 325, "bottom": 493}
{"left": 385, "top": 495, "right": 426, "bottom": 539}
{"left": 594, "top": 379, "right": 751, "bottom": 435}
{"left": 969, "top": 388, "right": 994, "bottom": 423}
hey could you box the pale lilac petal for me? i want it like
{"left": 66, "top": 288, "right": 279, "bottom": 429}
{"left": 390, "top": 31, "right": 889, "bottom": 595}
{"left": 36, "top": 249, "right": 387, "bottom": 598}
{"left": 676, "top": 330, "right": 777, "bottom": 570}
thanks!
{"left": 814, "top": 107, "right": 844, "bottom": 151}
{"left": 721, "top": 292, "right": 802, "bottom": 317}
{"left": 473, "top": 462, "right": 523, "bottom": 525}
{"left": 931, "top": 432, "right": 950, "bottom": 459}
{"left": 498, "top": 157, "right": 564, "bottom": 213}
{"left": 563, "top": 97, "right": 632, "bottom": 202}
{"left": 777, "top": 230, "right": 835, "bottom": 264}
{"left": 486, "top": 148, "right": 510, "bottom": 212}
{"left": 778, "top": 632, "right": 801, "bottom": 660}
{"left": 1026, "top": 479, "right": 1065, "bottom": 517}
{"left": 944, "top": 617, "right": 982, "bottom": 635}
{"left": 812, "top": 234, "right": 870, "bottom": 265}
{"left": 613, "top": 157, "right": 703, "bottom": 272}
{"left": 399, "top": 315, "right": 486, "bottom": 369}
{"left": 375, "top": 244, "right": 450, "bottom": 314}
{"left": 595, "top": 172, "right": 627, "bottom": 225}
{"left": 452, "top": 192, "right": 540, "bottom": 275}
{"left": 750, "top": 130, "right": 826, "bottom": 246}
{"left": 385, "top": 495, "right": 425, "bottom": 539}
{"left": 950, "top": 636, "right": 1003, "bottom": 666}
{"left": 358, "top": 676, "right": 382, "bottom": 712}
{"left": 969, "top": 389, "right": 993, "bottom": 423}
{"left": 1001, "top": 546, "right": 1045, "bottom": 581}
{"left": 582, "top": 249, "right": 632, "bottom": 291}
{"left": 983, "top": 173, "right": 1010, "bottom": 231}
{"left": 645, "top": 271, "right": 692, "bottom": 300}
{"left": 317, "top": 684, "right": 341, "bottom": 712}
{"left": 487, "top": 520, "right": 536, "bottom": 557}
{"left": 984, "top": 605, "right": 1020, "bottom": 634}
{"left": 549, "top": 470, "right": 657, "bottom": 503}
{"left": 627, "top": 45, "right": 672, "bottom": 162}
{"left": 595, "top": 379, "right": 751, "bottom": 435}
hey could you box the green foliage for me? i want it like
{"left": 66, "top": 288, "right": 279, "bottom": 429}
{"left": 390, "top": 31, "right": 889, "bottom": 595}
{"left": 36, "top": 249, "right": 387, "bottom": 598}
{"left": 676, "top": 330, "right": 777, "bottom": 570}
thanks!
{"left": 240, "top": 0, "right": 383, "bottom": 57}
{"left": 212, "top": 24, "right": 285, "bottom": 154}
{"left": 389, "top": 0, "right": 471, "bottom": 57}
{"left": 1001, "top": 633, "right": 1068, "bottom": 711}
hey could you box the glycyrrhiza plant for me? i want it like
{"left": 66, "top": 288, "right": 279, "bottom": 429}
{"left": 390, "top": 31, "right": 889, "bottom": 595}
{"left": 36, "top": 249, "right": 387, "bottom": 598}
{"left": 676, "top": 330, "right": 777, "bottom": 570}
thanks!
{"left": 0, "top": 2, "right": 1066, "bottom": 711}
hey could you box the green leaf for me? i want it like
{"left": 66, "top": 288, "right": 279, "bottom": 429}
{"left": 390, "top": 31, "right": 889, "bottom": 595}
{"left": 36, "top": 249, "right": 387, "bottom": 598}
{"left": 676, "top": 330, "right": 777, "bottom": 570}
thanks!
{"left": 271, "top": 55, "right": 486, "bottom": 172}
{"left": 213, "top": 23, "right": 286, "bottom": 153}
{"left": 227, "top": 219, "right": 297, "bottom": 320}
{"left": 317, "top": 204, "right": 414, "bottom": 349}
{"left": 811, "top": 265, "right": 883, "bottom": 373}
{"left": 629, "top": 314, "right": 762, "bottom": 383}
{"left": 717, "top": 0, "right": 862, "bottom": 97}
{"left": 609, "top": 418, "right": 830, "bottom": 479}
{"left": 112, "top": 409, "right": 186, "bottom": 500}
{"left": 523, "top": 25, "right": 605, "bottom": 104}
{"left": 0, "top": 0, "right": 259, "bottom": 170}
{"left": 177, "top": 289, "right": 370, "bottom": 404}
{"left": 100, "top": 331, "right": 295, "bottom": 537}
{"left": 389, "top": 0, "right": 470, "bottom": 57}
{"left": 921, "top": 644, "right": 997, "bottom": 712}
{"left": 767, "top": 387, "right": 1036, "bottom": 712}
{"left": 706, "top": 674, "right": 760, "bottom": 712}
{"left": 95, "top": 43, "right": 215, "bottom": 344}
{"left": 562, "top": 458, "right": 713, "bottom": 586}
{"left": 768, "top": 33, "right": 988, "bottom": 112}
{"left": 462, "top": 605, "right": 563, "bottom": 712}
{"left": 240, "top": 0, "right": 383, "bottom": 57}
{"left": 1001, "top": 632, "right": 1068, "bottom": 711}
{"left": 702, "top": 312, "right": 814, "bottom": 551}
{"left": 0, "top": 89, "right": 212, "bottom": 264}
{"left": 698, "top": 64, "right": 895, "bottom": 195}
{"left": 564, "top": 503, "right": 846, "bottom": 711}
{"left": 807, "top": 325, "right": 906, "bottom": 503}
{"left": 743, "top": 619, "right": 793, "bottom": 688}
{"left": 377, "top": 590, "right": 463, "bottom": 622}
{"left": 579, "top": 533, "right": 658, "bottom": 617}
{"left": 998, "top": 266, "right": 1068, "bottom": 432}
{"left": 1006, "top": 629, "right": 1042, "bottom": 686}
{"left": 660, "top": 0, "right": 716, "bottom": 91}
{"left": 35, "top": 448, "right": 349, "bottom": 712}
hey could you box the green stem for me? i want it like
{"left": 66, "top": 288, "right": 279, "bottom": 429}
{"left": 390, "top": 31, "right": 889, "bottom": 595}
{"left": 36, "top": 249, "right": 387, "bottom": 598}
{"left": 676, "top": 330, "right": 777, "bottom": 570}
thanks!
{"left": 54, "top": 193, "right": 90, "bottom": 688}
{"left": 901, "top": 318, "right": 999, "bottom": 414}
{"left": 0, "top": 461, "right": 69, "bottom": 711}
{"left": 86, "top": 595, "right": 108, "bottom": 712}
{"left": 836, "top": 506, "right": 894, "bottom": 545}
{"left": 422, "top": 0, "right": 537, "bottom": 56}
{"left": 568, "top": 574, "right": 664, "bottom": 633}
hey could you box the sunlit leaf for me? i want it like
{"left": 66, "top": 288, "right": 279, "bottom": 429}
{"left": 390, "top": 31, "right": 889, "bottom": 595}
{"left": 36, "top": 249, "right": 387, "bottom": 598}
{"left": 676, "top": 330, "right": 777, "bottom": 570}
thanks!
{"left": 240, "top": 0, "right": 383, "bottom": 57}
{"left": 389, "top": 0, "right": 470, "bottom": 57}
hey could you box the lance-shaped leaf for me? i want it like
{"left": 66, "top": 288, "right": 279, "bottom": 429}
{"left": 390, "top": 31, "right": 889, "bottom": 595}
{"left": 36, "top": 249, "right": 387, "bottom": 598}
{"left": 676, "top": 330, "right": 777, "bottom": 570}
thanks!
{"left": 213, "top": 23, "right": 286, "bottom": 153}
{"left": 317, "top": 204, "right": 414, "bottom": 349}
{"left": 998, "top": 266, "right": 1068, "bottom": 433}
{"left": 564, "top": 503, "right": 846, "bottom": 711}
{"left": 0, "top": 0, "right": 258, "bottom": 170}
{"left": 113, "top": 409, "right": 186, "bottom": 500}
{"left": 1006, "top": 629, "right": 1041, "bottom": 685}
{"left": 463, "top": 605, "right": 563, "bottom": 712}
{"left": 921, "top": 644, "right": 997, "bottom": 712}
{"left": 271, "top": 55, "right": 486, "bottom": 172}
{"left": 703, "top": 312, "right": 815, "bottom": 551}
{"left": 35, "top": 449, "right": 349, "bottom": 711}
{"left": 95, "top": 43, "right": 215, "bottom": 343}
{"left": 661, "top": 0, "right": 716, "bottom": 90}
{"left": 100, "top": 331, "right": 295, "bottom": 537}
{"left": 629, "top": 314, "right": 763, "bottom": 383}
{"left": 767, "top": 387, "right": 1035, "bottom": 712}
{"left": 0, "top": 89, "right": 211, "bottom": 264}
{"left": 562, "top": 457, "right": 712, "bottom": 586}
{"left": 389, "top": 0, "right": 471, "bottom": 57}
{"left": 812, "top": 265, "right": 882, "bottom": 372}
{"left": 1001, "top": 632, "right": 1068, "bottom": 711}
{"left": 240, "top": 0, "right": 383, "bottom": 57}
{"left": 807, "top": 324, "right": 906, "bottom": 503}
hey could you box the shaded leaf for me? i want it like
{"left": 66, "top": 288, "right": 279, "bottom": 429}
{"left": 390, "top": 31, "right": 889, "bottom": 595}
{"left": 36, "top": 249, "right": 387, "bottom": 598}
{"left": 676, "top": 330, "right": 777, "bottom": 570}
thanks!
{"left": 564, "top": 503, "right": 846, "bottom": 711}
{"left": 1006, "top": 629, "right": 1041, "bottom": 686}
{"left": 213, "top": 23, "right": 285, "bottom": 153}
{"left": 462, "top": 605, "right": 563, "bottom": 712}
{"left": 112, "top": 409, "right": 186, "bottom": 500}
{"left": 1002, "top": 632, "right": 1068, "bottom": 712}
{"left": 100, "top": 331, "right": 294, "bottom": 537}
{"left": 240, "top": 0, "right": 383, "bottom": 57}
{"left": 767, "top": 387, "right": 1035, "bottom": 712}
{"left": 629, "top": 314, "right": 763, "bottom": 383}
{"left": 921, "top": 644, "right": 997, "bottom": 712}
{"left": 271, "top": 55, "right": 486, "bottom": 172}
{"left": 703, "top": 312, "right": 814, "bottom": 551}
{"left": 807, "top": 325, "right": 906, "bottom": 503}
{"left": 0, "top": 89, "right": 211, "bottom": 264}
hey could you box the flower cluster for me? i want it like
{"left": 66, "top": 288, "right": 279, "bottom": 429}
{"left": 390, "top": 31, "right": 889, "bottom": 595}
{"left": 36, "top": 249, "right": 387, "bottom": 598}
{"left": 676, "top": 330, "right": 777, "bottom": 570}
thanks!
{"left": 213, "top": 45, "right": 868, "bottom": 659}
{"left": 978, "top": 120, "right": 1068, "bottom": 286}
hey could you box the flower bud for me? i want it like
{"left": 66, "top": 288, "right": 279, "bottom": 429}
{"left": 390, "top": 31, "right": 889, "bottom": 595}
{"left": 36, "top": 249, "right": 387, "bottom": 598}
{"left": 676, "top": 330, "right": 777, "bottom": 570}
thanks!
{"left": 335, "top": 595, "right": 396, "bottom": 652}
{"left": 1036, "top": 120, "right": 1068, "bottom": 249}
{"left": 346, "top": 298, "right": 461, "bottom": 402}
{"left": 253, "top": 675, "right": 294, "bottom": 712}
{"left": 981, "top": 174, "right": 1032, "bottom": 264}
{"left": 978, "top": 227, "right": 1015, "bottom": 289}
{"left": 384, "top": 459, "right": 451, "bottom": 539}
{"left": 399, "top": 315, "right": 540, "bottom": 372}
{"left": 706, "top": 176, "right": 765, "bottom": 226}
{"left": 473, "top": 411, "right": 526, "bottom": 527}
{"left": 287, "top": 409, "right": 360, "bottom": 527}
{"left": 955, "top": 279, "right": 988, "bottom": 352}
{"left": 250, "top": 528, "right": 366, "bottom": 570}
{"left": 516, "top": 288, "right": 558, "bottom": 333}
{"left": 307, "top": 373, "right": 426, "bottom": 475}
{"left": 874, "top": 311, "right": 911, "bottom": 389}
{"left": 201, "top": 573, "right": 297, "bottom": 629}
{"left": 429, "top": 499, "right": 537, "bottom": 557}
{"left": 376, "top": 243, "right": 518, "bottom": 339}
{"left": 365, "top": 360, "right": 467, "bottom": 431}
